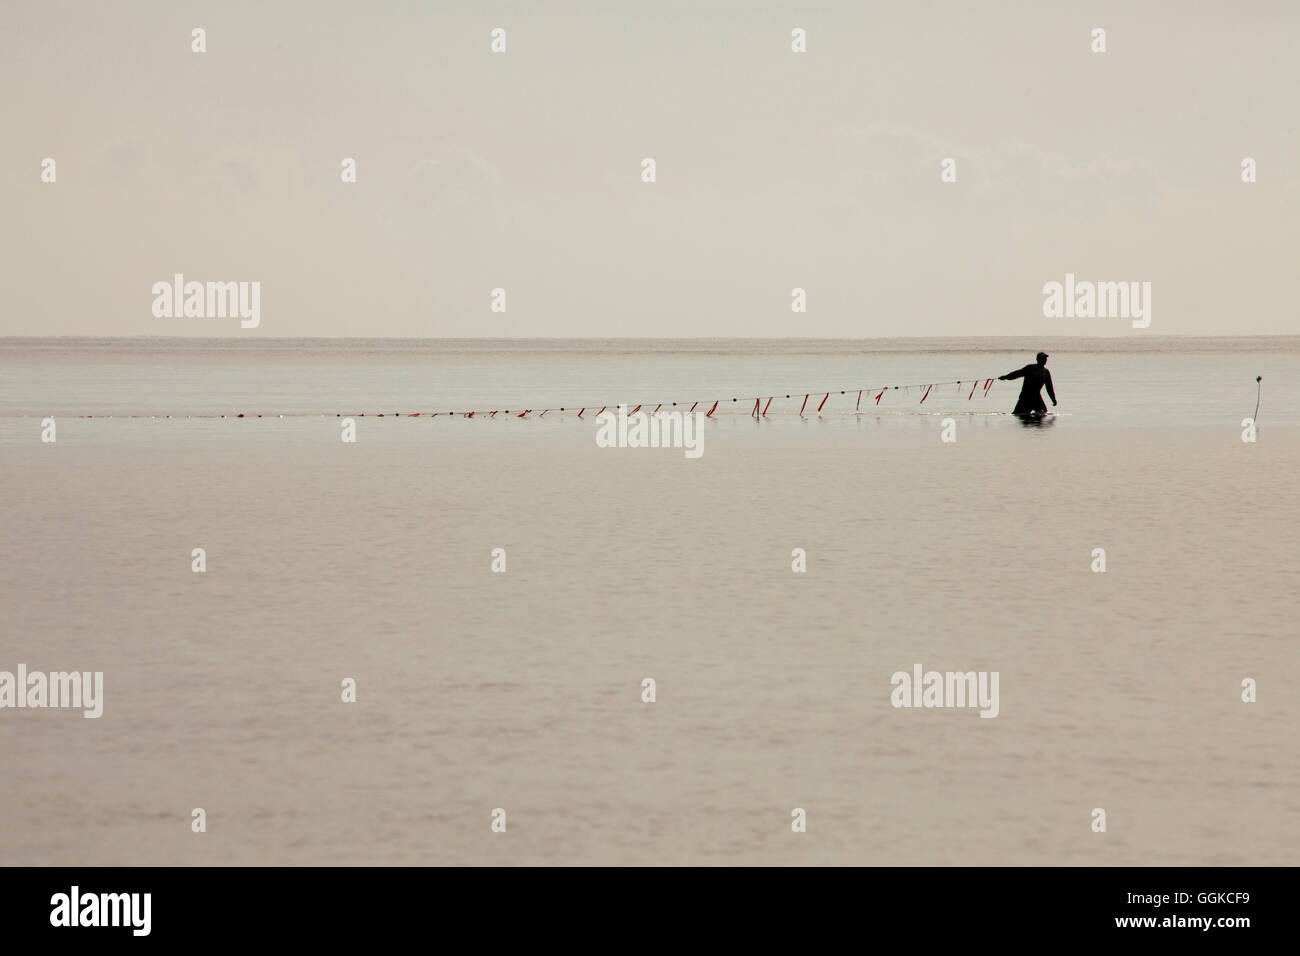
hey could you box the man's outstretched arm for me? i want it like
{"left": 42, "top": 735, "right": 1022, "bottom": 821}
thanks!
{"left": 999, "top": 366, "right": 1026, "bottom": 381}
{"left": 1045, "top": 370, "right": 1057, "bottom": 405}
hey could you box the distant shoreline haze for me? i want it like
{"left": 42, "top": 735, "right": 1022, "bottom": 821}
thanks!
{"left": 3, "top": 335, "right": 1299, "bottom": 355}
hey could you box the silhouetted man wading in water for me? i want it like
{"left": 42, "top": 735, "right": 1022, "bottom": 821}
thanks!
{"left": 999, "top": 352, "right": 1057, "bottom": 418}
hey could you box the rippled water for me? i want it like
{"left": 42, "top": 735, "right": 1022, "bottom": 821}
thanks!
{"left": 1, "top": 338, "right": 1295, "bottom": 864}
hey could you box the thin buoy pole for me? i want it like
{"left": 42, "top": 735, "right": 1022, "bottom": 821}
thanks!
{"left": 1253, "top": 375, "right": 1262, "bottom": 422}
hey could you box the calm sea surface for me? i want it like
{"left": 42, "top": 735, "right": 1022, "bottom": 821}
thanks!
{"left": 1, "top": 337, "right": 1296, "bottom": 864}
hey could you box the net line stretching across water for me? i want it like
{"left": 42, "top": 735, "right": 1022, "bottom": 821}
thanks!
{"left": 25, "top": 376, "right": 1008, "bottom": 419}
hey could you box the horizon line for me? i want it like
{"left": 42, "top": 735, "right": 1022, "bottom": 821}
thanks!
{"left": 3, "top": 333, "right": 1297, "bottom": 342}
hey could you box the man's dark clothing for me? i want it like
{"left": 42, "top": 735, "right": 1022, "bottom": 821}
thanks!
{"left": 1002, "top": 364, "right": 1056, "bottom": 416}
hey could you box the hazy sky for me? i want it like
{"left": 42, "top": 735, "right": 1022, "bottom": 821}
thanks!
{"left": 3, "top": 0, "right": 1297, "bottom": 337}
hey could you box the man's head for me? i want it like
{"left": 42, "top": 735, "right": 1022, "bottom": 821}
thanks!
{"left": 1036, "top": 352, "right": 1049, "bottom": 365}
